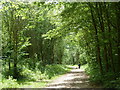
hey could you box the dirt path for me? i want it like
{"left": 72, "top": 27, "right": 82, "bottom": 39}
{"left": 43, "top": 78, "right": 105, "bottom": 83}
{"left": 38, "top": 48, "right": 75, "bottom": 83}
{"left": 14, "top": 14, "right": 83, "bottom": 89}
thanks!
{"left": 45, "top": 66, "right": 101, "bottom": 88}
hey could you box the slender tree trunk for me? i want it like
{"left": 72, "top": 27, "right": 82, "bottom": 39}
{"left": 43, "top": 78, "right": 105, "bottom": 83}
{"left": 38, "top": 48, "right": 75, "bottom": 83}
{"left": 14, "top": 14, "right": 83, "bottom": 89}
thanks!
{"left": 72, "top": 55, "right": 75, "bottom": 65}
{"left": 89, "top": 3, "right": 103, "bottom": 74}
{"left": 40, "top": 39, "right": 44, "bottom": 62}
{"left": 76, "top": 50, "right": 79, "bottom": 64}
{"left": 8, "top": 10, "right": 14, "bottom": 71}
{"left": 59, "top": 54, "right": 62, "bottom": 64}
{"left": 13, "top": 33, "right": 18, "bottom": 79}
{"left": 51, "top": 39, "right": 54, "bottom": 64}
{"left": 96, "top": 3, "right": 109, "bottom": 72}
{"left": 104, "top": 3, "right": 115, "bottom": 72}
{"left": 13, "top": 16, "right": 19, "bottom": 79}
{"left": 8, "top": 20, "right": 11, "bottom": 71}
{"left": 115, "top": 3, "right": 120, "bottom": 71}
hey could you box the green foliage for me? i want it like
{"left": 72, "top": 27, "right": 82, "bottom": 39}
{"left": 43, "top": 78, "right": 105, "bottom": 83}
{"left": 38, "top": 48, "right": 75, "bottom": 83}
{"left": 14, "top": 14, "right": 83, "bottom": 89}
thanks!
{"left": 102, "top": 72, "right": 120, "bottom": 88}
{"left": 1, "top": 64, "right": 70, "bottom": 88}
{"left": 1, "top": 75, "right": 46, "bottom": 88}
{"left": 45, "top": 64, "right": 70, "bottom": 79}
{"left": 85, "top": 64, "right": 120, "bottom": 89}
{"left": 1, "top": 1, "right": 120, "bottom": 89}
{"left": 1, "top": 76, "right": 19, "bottom": 88}
{"left": 2, "top": 64, "right": 69, "bottom": 81}
{"left": 2, "top": 64, "right": 22, "bottom": 79}
{"left": 88, "top": 70, "right": 103, "bottom": 85}
{"left": 20, "top": 67, "right": 47, "bottom": 81}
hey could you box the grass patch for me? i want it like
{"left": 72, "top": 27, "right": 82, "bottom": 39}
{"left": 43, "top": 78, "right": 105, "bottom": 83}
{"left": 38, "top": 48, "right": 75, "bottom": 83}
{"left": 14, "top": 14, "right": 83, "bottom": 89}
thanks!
{"left": 80, "top": 64, "right": 88, "bottom": 70}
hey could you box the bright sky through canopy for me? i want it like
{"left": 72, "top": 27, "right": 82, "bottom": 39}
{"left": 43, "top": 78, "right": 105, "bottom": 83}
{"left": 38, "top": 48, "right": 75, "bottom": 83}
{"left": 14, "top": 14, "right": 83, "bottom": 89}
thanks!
{"left": 0, "top": 0, "right": 119, "bottom": 2}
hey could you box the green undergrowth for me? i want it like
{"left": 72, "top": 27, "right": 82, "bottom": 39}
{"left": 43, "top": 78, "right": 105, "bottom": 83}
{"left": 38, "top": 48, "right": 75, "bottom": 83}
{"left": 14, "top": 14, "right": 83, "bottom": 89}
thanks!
{"left": 1, "top": 64, "right": 70, "bottom": 89}
{"left": 80, "top": 64, "right": 88, "bottom": 70}
{"left": 66, "top": 64, "right": 88, "bottom": 70}
{"left": 84, "top": 64, "right": 120, "bottom": 89}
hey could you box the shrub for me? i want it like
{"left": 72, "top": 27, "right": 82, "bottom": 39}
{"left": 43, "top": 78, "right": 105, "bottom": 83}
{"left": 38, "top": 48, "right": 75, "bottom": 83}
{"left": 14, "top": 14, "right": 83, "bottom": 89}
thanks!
{"left": 44, "top": 64, "right": 69, "bottom": 79}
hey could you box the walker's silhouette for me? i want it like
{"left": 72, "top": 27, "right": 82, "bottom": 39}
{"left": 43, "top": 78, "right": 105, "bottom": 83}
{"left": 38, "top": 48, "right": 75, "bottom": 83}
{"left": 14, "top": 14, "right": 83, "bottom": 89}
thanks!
{"left": 78, "top": 62, "right": 81, "bottom": 69}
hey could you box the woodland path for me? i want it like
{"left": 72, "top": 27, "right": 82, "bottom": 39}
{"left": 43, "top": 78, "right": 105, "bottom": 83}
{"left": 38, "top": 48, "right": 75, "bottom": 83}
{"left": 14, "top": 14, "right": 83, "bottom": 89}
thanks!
{"left": 45, "top": 66, "right": 102, "bottom": 89}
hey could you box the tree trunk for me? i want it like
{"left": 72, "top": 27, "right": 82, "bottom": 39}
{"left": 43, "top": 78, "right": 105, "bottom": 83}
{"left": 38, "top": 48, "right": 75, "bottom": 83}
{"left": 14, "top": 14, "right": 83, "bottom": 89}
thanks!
{"left": 115, "top": 3, "right": 120, "bottom": 71}
{"left": 96, "top": 3, "right": 109, "bottom": 72}
{"left": 89, "top": 3, "right": 103, "bottom": 74}
{"left": 8, "top": 10, "right": 14, "bottom": 71}
{"left": 13, "top": 16, "right": 19, "bottom": 79}
{"left": 104, "top": 3, "right": 115, "bottom": 72}
{"left": 51, "top": 39, "right": 54, "bottom": 64}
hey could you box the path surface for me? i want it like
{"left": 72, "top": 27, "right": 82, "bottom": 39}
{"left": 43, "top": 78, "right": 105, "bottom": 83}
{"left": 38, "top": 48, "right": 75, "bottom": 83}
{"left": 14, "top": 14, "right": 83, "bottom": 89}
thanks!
{"left": 46, "top": 66, "right": 101, "bottom": 88}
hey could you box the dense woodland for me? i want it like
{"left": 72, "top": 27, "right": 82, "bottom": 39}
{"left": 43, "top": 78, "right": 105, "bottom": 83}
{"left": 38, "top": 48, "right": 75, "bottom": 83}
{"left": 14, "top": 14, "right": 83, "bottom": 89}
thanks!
{"left": 0, "top": 1, "right": 120, "bottom": 89}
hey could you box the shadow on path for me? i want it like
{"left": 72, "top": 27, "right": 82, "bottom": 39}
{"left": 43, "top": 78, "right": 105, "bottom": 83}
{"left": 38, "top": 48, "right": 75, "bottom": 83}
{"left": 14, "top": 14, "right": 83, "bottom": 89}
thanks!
{"left": 46, "top": 66, "right": 101, "bottom": 88}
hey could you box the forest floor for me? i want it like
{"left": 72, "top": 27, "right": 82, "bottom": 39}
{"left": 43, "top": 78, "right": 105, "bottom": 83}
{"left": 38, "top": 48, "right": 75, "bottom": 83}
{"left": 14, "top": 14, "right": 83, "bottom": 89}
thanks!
{"left": 45, "top": 66, "right": 102, "bottom": 89}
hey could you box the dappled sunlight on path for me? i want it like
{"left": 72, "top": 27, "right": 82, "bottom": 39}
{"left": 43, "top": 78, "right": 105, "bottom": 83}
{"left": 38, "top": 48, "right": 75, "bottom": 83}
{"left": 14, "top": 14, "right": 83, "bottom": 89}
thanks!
{"left": 45, "top": 66, "right": 101, "bottom": 88}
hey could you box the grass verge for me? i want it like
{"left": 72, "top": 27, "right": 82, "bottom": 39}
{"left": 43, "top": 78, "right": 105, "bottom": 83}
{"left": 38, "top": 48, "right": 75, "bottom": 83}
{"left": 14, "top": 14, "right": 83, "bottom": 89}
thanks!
{"left": 1, "top": 64, "right": 71, "bottom": 89}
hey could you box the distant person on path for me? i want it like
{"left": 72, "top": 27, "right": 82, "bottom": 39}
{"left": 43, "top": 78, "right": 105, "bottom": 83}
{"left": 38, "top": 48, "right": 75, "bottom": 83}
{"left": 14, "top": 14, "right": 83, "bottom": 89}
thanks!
{"left": 78, "top": 62, "right": 81, "bottom": 69}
